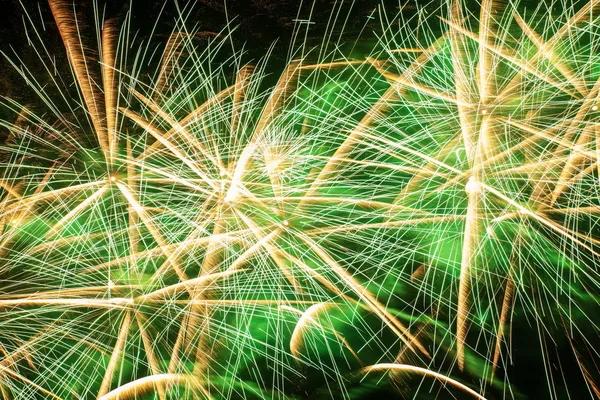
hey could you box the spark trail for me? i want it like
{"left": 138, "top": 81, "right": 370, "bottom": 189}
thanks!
{"left": 0, "top": 0, "right": 599, "bottom": 399}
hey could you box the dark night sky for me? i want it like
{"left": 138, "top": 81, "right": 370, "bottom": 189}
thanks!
{"left": 0, "top": 0, "right": 412, "bottom": 104}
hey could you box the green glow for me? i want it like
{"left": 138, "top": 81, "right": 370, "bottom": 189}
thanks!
{"left": 0, "top": 0, "right": 599, "bottom": 399}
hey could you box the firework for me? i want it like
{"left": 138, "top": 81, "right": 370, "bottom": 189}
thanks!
{"left": 1, "top": 0, "right": 600, "bottom": 399}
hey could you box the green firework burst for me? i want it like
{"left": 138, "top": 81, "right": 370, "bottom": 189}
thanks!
{"left": 1, "top": 0, "right": 600, "bottom": 399}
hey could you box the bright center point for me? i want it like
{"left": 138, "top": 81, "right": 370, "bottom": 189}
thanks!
{"left": 110, "top": 175, "right": 117, "bottom": 182}
{"left": 481, "top": 109, "right": 487, "bottom": 115}
{"left": 592, "top": 105, "right": 598, "bottom": 111}
{"left": 224, "top": 186, "right": 239, "bottom": 203}
{"left": 465, "top": 177, "right": 480, "bottom": 194}
{"left": 282, "top": 220, "right": 289, "bottom": 227}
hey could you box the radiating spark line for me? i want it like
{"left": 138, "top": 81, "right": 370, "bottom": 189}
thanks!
{"left": 0, "top": 297, "right": 134, "bottom": 310}
{"left": 493, "top": 0, "right": 600, "bottom": 105}
{"left": 82, "top": 229, "right": 250, "bottom": 273}
{"left": 120, "top": 108, "right": 217, "bottom": 191}
{"left": 102, "top": 19, "right": 118, "bottom": 166}
{"left": 305, "top": 215, "right": 468, "bottom": 235}
{"left": 362, "top": 363, "right": 487, "bottom": 400}
{"left": 491, "top": 274, "right": 514, "bottom": 381}
{"left": 512, "top": 11, "right": 589, "bottom": 98}
{"left": 48, "top": 0, "right": 108, "bottom": 158}
{"left": 137, "top": 269, "right": 244, "bottom": 301}
{"left": 116, "top": 182, "right": 190, "bottom": 283}
{"left": 135, "top": 85, "right": 237, "bottom": 162}
{"left": 44, "top": 186, "right": 108, "bottom": 238}
{"left": 0, "top": 363, "right": 63, "bottom": 400}
{"left": 135, "top": 314, "right": 167, "bottom": 400}
{"left": 98, "top": 312, "right": 132, "bottom": 398}
{"left": 97, "top": 374, "right": 201, "bottom": 400}
{"left": 2, "top": 180, "right": 107, "bottom": 216}
{"left": 282, "top": 303, "right": 363, "bottom": 366}
{"left": 129, "top": 88, "right": 218, "bottom": 167}
{"left": 484, "top": 183, "right": 600, "bottom": 255}
{"left": 441, "top": 16, "right": 581, "bottom": 99}
{"left": 298, "top": 234, "right": 430, "bottom": 357}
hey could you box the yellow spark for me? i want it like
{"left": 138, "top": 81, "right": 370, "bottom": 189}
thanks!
{"left": 98, "top": 312, "right": 132, "bottom": 398}
{"left": 362, "top": 364, "right": 487, "bottom": 400}
{"left": 97, "top": 374, "right": 202, "bottom": 400}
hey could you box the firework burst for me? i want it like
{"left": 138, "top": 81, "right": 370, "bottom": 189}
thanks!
{"left": 1, "top": 0, "right": 600, "bottom": 399}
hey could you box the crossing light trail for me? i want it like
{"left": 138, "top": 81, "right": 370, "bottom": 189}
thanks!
{"left": 0, "top": 0, "right": 599, "bottom": 399}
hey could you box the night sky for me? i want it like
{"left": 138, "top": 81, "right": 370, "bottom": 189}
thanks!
{"left": 0, "top": 0, "right": 404, "bottom": 104}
